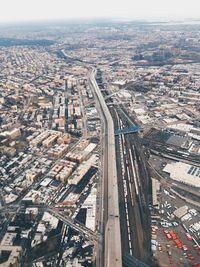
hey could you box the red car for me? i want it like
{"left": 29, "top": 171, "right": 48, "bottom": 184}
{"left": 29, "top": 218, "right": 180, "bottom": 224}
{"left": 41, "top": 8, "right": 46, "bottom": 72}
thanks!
{"left": 193, "top": 245, "right": 200, "bottom": 250}
{"left": 174, "top": 239, "right": 183, "bottom": 249}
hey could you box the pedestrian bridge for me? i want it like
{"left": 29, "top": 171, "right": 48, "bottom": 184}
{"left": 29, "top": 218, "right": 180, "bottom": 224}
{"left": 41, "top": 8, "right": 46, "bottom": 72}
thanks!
{"left": 115, "top": 125, "right": 141, "bottom": 135}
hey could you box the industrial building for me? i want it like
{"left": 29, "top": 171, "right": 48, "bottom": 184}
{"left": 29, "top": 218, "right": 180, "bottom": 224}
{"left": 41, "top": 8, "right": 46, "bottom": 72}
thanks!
{"left": 152, "top": 178, "right": 160, "bottom": 208}
{"left": 163, "top": 161, "right": 200, "bottom": 188}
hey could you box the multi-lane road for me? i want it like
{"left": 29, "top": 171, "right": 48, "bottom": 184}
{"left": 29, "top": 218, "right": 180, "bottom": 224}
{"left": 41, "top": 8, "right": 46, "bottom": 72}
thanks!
{"left": 89, "top": 69, "right": 122, "bottom": 267}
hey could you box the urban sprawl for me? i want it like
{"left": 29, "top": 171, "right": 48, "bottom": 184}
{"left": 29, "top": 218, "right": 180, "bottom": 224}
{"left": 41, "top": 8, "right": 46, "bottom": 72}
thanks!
{"left": 0, "top": 21, "right": 200, "bottom": 267}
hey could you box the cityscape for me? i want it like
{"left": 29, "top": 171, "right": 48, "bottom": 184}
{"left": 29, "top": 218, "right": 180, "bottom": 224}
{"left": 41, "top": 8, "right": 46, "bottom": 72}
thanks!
{"left": 0, "top": 10, "right": 200, "bottom": 267}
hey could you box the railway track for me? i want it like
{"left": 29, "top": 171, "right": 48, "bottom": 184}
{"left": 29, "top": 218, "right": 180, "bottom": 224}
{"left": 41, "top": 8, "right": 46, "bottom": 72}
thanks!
{"left": 110, "top": 105, "right": 152, "bottom": 265}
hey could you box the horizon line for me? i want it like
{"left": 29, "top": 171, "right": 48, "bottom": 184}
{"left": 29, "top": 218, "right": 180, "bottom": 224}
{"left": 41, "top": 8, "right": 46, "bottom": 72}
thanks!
{"left": 0, "top": 16, "right": 200, "bottom": 26}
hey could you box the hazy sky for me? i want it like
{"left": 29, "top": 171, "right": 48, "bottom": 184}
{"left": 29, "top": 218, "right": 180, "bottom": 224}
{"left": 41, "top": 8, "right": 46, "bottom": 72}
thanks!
{"left": 0, "top": 0, "right": 200, "bottom": 23}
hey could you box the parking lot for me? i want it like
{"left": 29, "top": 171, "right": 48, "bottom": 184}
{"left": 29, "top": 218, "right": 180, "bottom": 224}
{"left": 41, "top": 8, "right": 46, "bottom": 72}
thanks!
{"left": 151, "top": 183, "right": 200, "bottom": 267}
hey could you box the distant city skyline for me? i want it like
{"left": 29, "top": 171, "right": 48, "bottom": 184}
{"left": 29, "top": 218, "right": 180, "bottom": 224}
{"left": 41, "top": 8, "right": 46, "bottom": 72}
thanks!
{"left": 0, "top": 0, "right": 200, "bottom": 23}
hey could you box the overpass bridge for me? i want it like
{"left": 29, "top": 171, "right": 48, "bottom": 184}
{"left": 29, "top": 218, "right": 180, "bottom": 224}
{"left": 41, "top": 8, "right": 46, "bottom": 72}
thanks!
{"left": 115, "top": 125, "right": 141, "bottom": 135}
{"left": 47, "top": 207, "right": 99, "bottom": 241}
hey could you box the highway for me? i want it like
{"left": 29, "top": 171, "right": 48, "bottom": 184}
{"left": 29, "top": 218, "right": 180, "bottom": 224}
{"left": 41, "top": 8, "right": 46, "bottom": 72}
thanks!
{"left": 89, "top": 68, "right": 122, "bottom": 267}
{"left": 110, "top": 105, "right": 152, "bottom": 266}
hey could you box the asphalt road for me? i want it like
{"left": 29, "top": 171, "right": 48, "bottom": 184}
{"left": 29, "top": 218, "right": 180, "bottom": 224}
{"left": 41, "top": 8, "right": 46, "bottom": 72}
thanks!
{"left": 89, "top": 68, "right": 122, "bottom": 267}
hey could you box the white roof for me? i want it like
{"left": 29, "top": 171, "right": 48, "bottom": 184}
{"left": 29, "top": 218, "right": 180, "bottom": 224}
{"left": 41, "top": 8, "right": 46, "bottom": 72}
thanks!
{"left": 42, "top": 212, "right": 59, "bottom": 228}
{"left": 40, "top": 178, "right": 52, "bottom": 187}
{"left": 163, "top": 162, "right": 200, "bottom": 188}
{"left": 84, "top": 143, "right": 97, "bottom": 153}
{"left": 82, "top": 188, "right": 97, "bottom": 231}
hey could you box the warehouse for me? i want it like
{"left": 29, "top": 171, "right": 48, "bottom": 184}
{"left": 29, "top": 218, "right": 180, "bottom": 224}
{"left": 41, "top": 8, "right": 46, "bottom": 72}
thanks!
{"left": 163, "top": 161, "right": 200, "bottom": 188}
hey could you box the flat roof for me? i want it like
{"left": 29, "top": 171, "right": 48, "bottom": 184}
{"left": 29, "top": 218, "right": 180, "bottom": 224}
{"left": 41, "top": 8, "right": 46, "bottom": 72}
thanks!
{"left": 163, "top": 162, "right": 200, "bottom": 188}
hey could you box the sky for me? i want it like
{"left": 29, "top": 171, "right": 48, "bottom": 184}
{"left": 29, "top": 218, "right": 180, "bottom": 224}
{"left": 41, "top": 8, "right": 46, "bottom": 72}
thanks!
{"left": 0, "top": 0, "right": 200, "bottom": 23}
